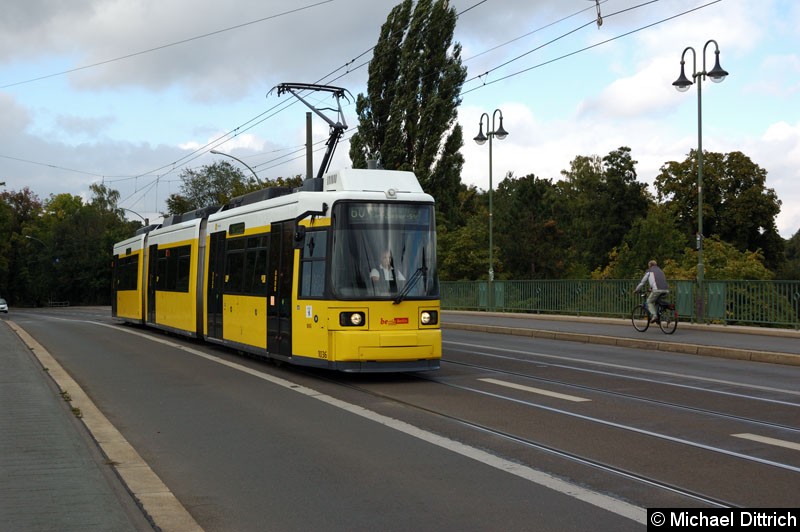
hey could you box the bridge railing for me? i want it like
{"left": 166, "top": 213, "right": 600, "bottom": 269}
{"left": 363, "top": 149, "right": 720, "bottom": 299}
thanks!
{"left": 440, "top": 279, "right": 800, "bottom": 329}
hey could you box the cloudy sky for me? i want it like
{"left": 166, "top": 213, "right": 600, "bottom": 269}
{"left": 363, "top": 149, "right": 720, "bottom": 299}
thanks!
{"left": 1, "top": 0, "right": 798, "bottom": 237}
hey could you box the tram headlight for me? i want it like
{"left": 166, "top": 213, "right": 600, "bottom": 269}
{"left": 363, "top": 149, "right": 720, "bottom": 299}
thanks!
{"left": 339, "top": 311, "right": 365, "bottom": 327}
{"left": 420, "top": 310, "right": 438, "bottom": 325}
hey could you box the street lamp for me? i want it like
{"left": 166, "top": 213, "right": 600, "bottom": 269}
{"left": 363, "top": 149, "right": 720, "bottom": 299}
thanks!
{"left": 672, "top": 39, "right": 728, "bottom": 322}
{"left": 474, "top": 108, "right": 508, "bottom": 311}
{"left": 118, "top": 207, "right": 149, "bottom": 225}
{"left": 210, "top": 149, "right": 263, "bottom": 186}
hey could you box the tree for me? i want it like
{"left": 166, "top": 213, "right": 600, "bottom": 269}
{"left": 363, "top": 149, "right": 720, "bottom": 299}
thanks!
{"left": 494, "top": 173, "right": 566, "bottom": 279}
{"left": 778, "top": 230, "right": 800, "bottom": 279}
{"left": 654, "top": 150, "right": 784, "bottom": 270}
{"left": 593, "top": 203, "right": 686, "bottom": 279}
{"left": 437, "top": 207, "right": 492, "bottom": 281}
{"left": 558, "top": 147, "right": 650, "bottom": 274}
{"left": 436, "top": 184, "right": 489, "bottom": 280}
{"left": 1, "top": 188, "right": 44, "bottom": 304}
{"left": 348, "top": 0, "right": 467, "bottom": 228}
{"left": 667, "top": 236, "right": 773, "bottom": 281}
{"left": 165, "top": 161, "right": 255, "bottom": 215}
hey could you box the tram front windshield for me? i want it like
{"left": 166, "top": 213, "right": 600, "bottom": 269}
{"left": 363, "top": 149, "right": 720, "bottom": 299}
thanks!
{"left": 331, "top": 202, "right": 438, "bottom": 300}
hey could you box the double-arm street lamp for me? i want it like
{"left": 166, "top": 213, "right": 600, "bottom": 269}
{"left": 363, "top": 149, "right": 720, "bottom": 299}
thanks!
{"left": 474, "top": 109, "right": 508, "bottom": 310}
{"left": 672, "top": 39, "right": 729, "bottom": 322}
{"left": 210, "top": 149, "right": 263, "bottom": 186}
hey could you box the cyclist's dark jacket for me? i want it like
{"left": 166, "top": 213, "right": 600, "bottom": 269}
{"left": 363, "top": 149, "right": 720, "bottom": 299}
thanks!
{"left": 636, "top": 266, "right": 668, "bottom": 292}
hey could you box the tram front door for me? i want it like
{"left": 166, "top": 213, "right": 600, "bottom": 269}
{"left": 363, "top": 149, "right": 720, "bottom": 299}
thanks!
{"left": 268, "top": 221, "right": 294, "bottom": 358}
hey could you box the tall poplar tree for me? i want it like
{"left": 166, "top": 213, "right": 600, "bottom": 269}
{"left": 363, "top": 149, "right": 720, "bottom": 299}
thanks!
{"left": 349, "top": 0, "right": 467, "bottom": 226}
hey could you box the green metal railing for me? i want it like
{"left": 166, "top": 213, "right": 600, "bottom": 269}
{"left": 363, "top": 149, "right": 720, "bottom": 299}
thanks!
{"left": 440, "top": 279, "right": 800, "bottom": 329}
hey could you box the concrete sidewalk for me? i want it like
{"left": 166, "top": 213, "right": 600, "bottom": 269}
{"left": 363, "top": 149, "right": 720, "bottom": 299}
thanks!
{"left": 442, "top": 311, "right": 800, "bottom": 367}
{"left": 0, "top": 319, "right": 153, "bottom": 531}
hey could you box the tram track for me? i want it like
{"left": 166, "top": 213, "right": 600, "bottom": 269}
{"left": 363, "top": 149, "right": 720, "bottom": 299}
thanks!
{"left": 299, "top": 367, "right": 741, "bottom": 509}
{"left": 441, "top": 356, "right": 800, "bottom": 434}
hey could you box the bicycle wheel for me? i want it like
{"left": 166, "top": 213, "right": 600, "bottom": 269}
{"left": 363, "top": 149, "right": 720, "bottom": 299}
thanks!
{"left": 631, "top": 305, "right": 650, "bottom": 332}
{"left": 658, "top": 308, "right": 678, "bottom": 334}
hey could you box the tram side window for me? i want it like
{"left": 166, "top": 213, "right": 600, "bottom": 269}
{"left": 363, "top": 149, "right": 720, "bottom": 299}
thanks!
{"left": 224, "top": 235, "right": 268, "bottom": 296}
{"left": 225, "top": 248, "right": 245, "bottom": 294}
{"left": 116, "top": 255, "right": 139, "bottom": 291}
{"left": 156, "top": 245, "right": 192, "bottom": 292}
{"left": 244, "top": 247, "right": 268, "bottom": 295}
{"left": 299, "top": 230, "right": 327, "bottom": 298}
{"left": 176, "top": 252, "right": 191, "bottom": 292}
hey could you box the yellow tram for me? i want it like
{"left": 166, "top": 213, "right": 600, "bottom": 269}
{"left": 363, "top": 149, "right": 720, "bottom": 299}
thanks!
{"left": 112, "top": 168, "right": 441, "bottom": 372}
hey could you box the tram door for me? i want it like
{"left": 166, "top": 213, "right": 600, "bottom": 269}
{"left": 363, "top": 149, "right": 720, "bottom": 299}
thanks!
{"left": 146, "top": 244, "right": 158, "bottom": 323}
{"left": 268, "top": 222, "right": 294, "bottom": 357}
{"left": 206, "top": 231, "right": 226, "bottom": 339}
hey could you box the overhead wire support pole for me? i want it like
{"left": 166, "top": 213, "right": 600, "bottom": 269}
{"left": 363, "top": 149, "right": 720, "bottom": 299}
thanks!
{"left": 270, "top": 83, "right": 352, "bottom": 179}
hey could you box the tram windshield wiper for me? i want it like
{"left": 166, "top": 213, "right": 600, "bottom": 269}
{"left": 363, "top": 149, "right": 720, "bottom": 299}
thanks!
{"left": 393, "top": 266, "right": 427, "bottom": 304}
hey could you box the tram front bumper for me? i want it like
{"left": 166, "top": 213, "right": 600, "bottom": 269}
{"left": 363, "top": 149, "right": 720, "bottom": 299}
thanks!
{"left": 331, "top": 329, "right": 441, "bottom": 363}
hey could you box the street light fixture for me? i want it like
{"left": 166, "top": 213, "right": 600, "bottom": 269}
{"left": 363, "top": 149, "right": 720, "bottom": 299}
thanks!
{"left": 210, "top": 149, "right": 263, "bottom": 186}
{"left": 474, "top": 108, "right": 508, "bottom": 311}
{"left": 118, "top": 207, "right": 149, "bottom": 225}
{"left": 672, "top": 39, "right": 728, "bottom": 322}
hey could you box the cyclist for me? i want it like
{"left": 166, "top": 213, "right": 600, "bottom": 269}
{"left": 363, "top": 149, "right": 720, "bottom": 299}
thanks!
{"left": 634, "top": 259, "right": 669, "bottom": 322}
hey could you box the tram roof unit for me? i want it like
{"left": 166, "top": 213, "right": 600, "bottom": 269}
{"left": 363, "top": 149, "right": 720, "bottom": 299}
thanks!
{"left": 321, "top": 168, "right": 425, "bottom": 195}
{"left": 114, "top": 168, "right": 435, "bottom": 251}
{"left": 207, "top": 168, "right": 434, "bottom": 230}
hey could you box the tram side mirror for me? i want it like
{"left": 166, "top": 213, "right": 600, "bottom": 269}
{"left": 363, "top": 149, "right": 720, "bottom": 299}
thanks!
{"left": 294, "top": 226, "right": 306, "bottom": 249}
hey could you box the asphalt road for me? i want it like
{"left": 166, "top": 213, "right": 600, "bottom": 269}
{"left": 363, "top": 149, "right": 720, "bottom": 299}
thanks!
{"left": 5, "top": 307, "right": 799, "bottom": 531}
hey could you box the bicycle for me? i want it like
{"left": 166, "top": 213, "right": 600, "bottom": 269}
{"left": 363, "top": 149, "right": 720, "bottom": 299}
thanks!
{"left": 631, "top": 292, "right": 678, "bottom": 334}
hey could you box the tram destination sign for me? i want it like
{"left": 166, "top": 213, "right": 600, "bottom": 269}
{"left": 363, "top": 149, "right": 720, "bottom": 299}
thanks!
{"left": 345, "top": 204, "right": 430, "bottom": 225}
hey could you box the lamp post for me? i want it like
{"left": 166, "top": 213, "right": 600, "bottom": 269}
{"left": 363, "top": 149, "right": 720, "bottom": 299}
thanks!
{"left": 210, "top": 149, "right": 263, "bottom": 186}
{"left": 118, "top": 207, "right": 149, "bottom": 225}
{"left": 473, "top": 109, "right": 508, "bottom": 311}
{"left": 672, "top": 39, "right": 728, "bottom": 323}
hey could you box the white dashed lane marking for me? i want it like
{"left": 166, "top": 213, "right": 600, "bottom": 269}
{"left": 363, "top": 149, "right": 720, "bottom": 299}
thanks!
{"left": 733, "top": 433, "right": 800, "bottom": 452}
{"left": 479, "top": 377, "right": 591, "bottom": 402}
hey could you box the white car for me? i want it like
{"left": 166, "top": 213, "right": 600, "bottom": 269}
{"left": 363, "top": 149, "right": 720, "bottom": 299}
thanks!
{"left": 0, "top": 298, "right": 8, "bottom": 313}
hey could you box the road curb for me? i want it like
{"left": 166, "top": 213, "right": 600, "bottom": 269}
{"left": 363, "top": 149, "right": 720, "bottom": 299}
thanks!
{"left": 441, "top": 322, "right": 800, "bottom": 367}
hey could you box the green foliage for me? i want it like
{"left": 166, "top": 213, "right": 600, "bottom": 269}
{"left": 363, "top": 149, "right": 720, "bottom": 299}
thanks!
{"left": 165, "top": 161, "right": 254, "bottom": 214}
{"left": 0, "top": 188, "right": 45, "bottom": 304}
{"left": 165, "top": 162, "right": 303, "bottom": 216}
{"left": 436, "top": 186, "right": 495, "bottom": 280}
{"left": 776, "top": 229, "right": 800, "bottom": 279}
{"left": 667, "top": 236, "right": 773, "bottom": 280}
{"left": 0, "top": 184, "right": 138, "bottom": 306}
{"left": 493, "top": 173, "right": 566, "bottom": 279}
{"left": 593, "top": 203, "right": 686, "bottom": 279}
{"left": 655, "top": 150, "right": 784, "bottom": 270}
{"left": 349, "top": 0, "right": 467, "bottom": 227}
{"left": 557, "top": 147, "right": 651, "bottom": 273}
